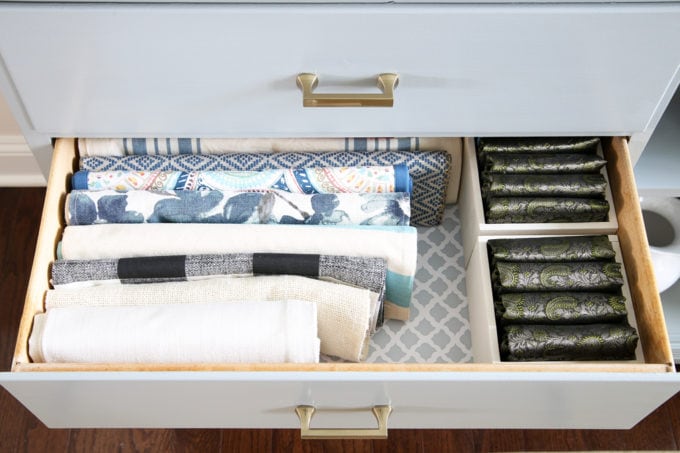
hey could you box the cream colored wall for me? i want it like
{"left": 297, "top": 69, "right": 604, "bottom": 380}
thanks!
{"left": 0, "top": 91, "right": 45, "bottom": 186}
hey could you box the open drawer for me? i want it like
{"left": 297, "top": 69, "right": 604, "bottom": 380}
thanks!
{"left": 0, "top": 137, "right": 678, "bottom": 431}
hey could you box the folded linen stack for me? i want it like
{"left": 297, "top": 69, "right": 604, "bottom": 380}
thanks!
{"left": 477, "top": 137, "right": 611, "bottom": 223}
{"left": 29, "top": 137, "right": 445, "bottom": 365}
{"left": 487, "top": 235, "right": 639, "bottom": 361}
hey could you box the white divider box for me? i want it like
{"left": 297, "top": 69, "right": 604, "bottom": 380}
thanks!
{"left": 466, "top": 234, "right": 643, "bottom": 364}
{"left": 459, "top": 138, "right": 619, "bottom": 267}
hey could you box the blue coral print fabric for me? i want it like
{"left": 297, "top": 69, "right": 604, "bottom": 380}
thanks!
{"left": 72, "top": 165, "right": 412, "bottom": 195}
{"left": 79, "top": 150, "right": 451, "bottom": 226}
{"left": 66, "top": 189, "right": 410, "bottom": 226}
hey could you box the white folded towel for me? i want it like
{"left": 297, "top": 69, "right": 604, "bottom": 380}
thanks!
{"left": 45, "top": 275, "right": 376, "bottom": 362}
{"left": 29, "top": 300, "right": 320, "bottom": 364}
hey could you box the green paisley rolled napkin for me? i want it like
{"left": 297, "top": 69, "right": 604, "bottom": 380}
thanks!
{"left": 487, "top": 235, "right": 616, "bottom": 262}
{"left": 482, "top": 174, "right": 607, "bottom": 199}
{"left": 483, "top": 153, "right": 607, "bottom": 174}
{"left": 478, "top": 137, "right": 600, "bottom": 155}
{"left": 493, "top": 261, "right": 624, "bottom": 293}
{"left": 485, "top": 197, "right": 610, "bottom": 223}
{"left": 500, "top": 323, "right": 638, "bottom": 361}
{"left": 497, "top": 292, "right": 628, "bottom": 324}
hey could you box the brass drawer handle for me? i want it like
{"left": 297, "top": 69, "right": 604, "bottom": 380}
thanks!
{"left": 296, "top": 73, "right": 399, "bottom": 107}
{"left": 295, "top": 405, "right": 392, "bottom": 439}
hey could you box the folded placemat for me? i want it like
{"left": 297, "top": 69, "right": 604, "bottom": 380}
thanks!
{"left": 60, "top": 223, "right": 417, "bottom": 321}
{"left": 500, "top": 323, "right": 638, "bottom": 361}
{"left": 65, "top": 189, "right": 410, "bottom": 226}
{"left": 487, "top": 235, "right": 616, "bottom": 262}
{"left": 482, "top": 174, "right": 607, "bottom": 199}
{"left": 51, "top": 253, "right": 388, "bottom": 328}
{"left": 29, "top": 300, "right": 321, "bottom": 364}
{"left": 493, "top": 261, "right": 624, "bottom": 293}
{"left": 45, "top": 275, "right": 377, "bottom": 362}
{"left": 80, "top": 150, "right": 451, "bottom": 226}
{"left": 483, "top": 153, "right": 607, "bottom": 174}
{"left": 496, "top": 292, "right": 628, "bottom": 324}
{"left": 71, "top": 165, "right": 412, "bottom": 194}
{"left": 485, "top": 197, "right": 610, "bottom": 223}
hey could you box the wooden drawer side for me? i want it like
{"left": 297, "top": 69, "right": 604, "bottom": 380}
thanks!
{"left": 604, "top": 137, "right": 673, "bottom": 367}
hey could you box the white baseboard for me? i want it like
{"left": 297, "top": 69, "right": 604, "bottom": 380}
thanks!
{"left": 0, "top": 135, "right": 47, "bottom": 186}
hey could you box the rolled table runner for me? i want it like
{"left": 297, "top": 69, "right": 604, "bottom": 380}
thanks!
{"left": 483, "top": 153, "right": 607, "bottom": 174}
{"left": 29, "top": 300, "right": 321, "bottom": 364}
{"left": 79, "top": 149, "right": 451, "bottom": 226}
{"left": 71, "top": 165, "right": 412, "bottom": 194}
{"left": 78, "top": 137, "right": 422, "bottom": 156}
{"left": 482, "top": 174, "right": 607, "bottom": 199}
{"left": 485, "top": 197, "right": 610, "bottom": 223}
{"left": 65, "top": 189, "right": 410, "bottom": 226}
{"left": 59, "top": 223, "right": 417, "bottom": 321}
{"left": 493, "top": 261, "right": 624, "bottom": 293}
{"left": 500, "top": 323, "right": 639, "bottom": 361}
{"left": 51, "top": 253, "right": 388, "bottom": 327}
{"left": 45, "top": 275, "right": 377, "bottom": 362}
{"left": 496, "top": 292, "right": 628, "bottom": 324}
{"left": 487, "top": 235, "right": 616, "bottom": 262}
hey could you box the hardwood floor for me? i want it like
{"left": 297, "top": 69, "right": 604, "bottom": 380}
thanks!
{"left": 1, "top": 187, "right": 679, "bottom": 452}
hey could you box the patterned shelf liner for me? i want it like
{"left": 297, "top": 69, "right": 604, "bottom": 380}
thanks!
{"left": 325, "top": 204, "right": 472, "bottom": 363}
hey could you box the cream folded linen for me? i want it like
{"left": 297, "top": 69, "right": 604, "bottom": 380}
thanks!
{"left": 77, "top": 137, "right": 462, "bottom": 204}
{"left": 45, "top": 275, "right": 376, "bottom": 361}
{"left": 60, "top": 223, "right": 417, "bottom": 321}
{"left": 29, "top": 300, "right": 320, "bottom": 364}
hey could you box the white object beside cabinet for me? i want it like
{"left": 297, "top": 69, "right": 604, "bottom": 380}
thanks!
{"left": 0, "top": 0, "right": 679, "bottom": 435}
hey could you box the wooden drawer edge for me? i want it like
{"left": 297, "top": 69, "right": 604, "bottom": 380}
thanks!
{"left": 11, "top": 361, "right": 672, "bottom": 373}
{"left": 12, "top": 138, "right": 76, "bottom": 367}
{"left": 604, "top": 137, "right": 673, "bottom": 367}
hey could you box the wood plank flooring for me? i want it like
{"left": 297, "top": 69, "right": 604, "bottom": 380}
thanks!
{"left": 1, "top": 187, "right": 679, "bottom": 452}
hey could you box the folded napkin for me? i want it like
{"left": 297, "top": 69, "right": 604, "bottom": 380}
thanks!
{"left": 71, "top": 165, "right": 412, "bottom": 194}
{"left": 485, "top": 197, "right": 610, "bottom": 223}
{"left": 493, "top": 261, "right": 624, "bottom": 293}
{"left": 478, "top": 137, "right": 600, "bottom": 155}
{"left": 482, "top": 174, "right": 607, "bottom": 199}
{"left": 79, "top": 150, "right": 451, "bottom": 226}
{"left": 500, "top": 323, "right": 638, "bottom": 361}
{"left": 45, "top": 275, "right": 376, "bottom": 361}
{"left": 60, "top": 223, "right": 417, "bottom": 321}
{"left": 483, "top": 153, "right": 607, "bottom": 175}
{"left": 65, "top": 189, "right": 410, "bottom": 226}
{"left": 51, "top": 253, "right": 388, "bottom": 327}
{"left": 29, "top": 300, "right": 320, "bottom": 364}
{"left": 487, "top": 235, "right": 616, "bottom": 263}
{"left": 497, "top": 292, "right": 628, "bottom": 324}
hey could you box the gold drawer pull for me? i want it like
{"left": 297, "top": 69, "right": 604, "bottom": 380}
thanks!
{"left": 296, "top": 73, "right": 399, "bottom": 107}
{"left": 295, "top": 405, "right": 392, "bottom": 439}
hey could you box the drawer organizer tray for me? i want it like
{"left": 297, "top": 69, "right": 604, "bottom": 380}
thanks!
{"left": 10, "top": 137, "right": 672, "bottom": 373}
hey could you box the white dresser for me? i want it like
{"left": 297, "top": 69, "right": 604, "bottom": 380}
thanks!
{"left": 0, "top": 0, "right": 679, "bottom": 435}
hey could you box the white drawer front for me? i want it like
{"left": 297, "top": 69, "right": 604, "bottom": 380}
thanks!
{"left": 1, "top": 371, "right": 678, "bottom": 429}
{"left": 0, "top": 4, "right": 679, "bottom": 138}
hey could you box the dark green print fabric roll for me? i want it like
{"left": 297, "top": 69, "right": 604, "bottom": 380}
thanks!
{"left": 493, "top": 261, "right": 624, "bottom": 293}
{"left": 482, "top": 174, "right": 607, "bottom": 199}
{"left": 487, "top": 235, "right": 616, "bottom": 262}
{"left": 497, "top": 292, "right": 628, "bottom": 324}
{"left": 478, "top": 137, "right": 600, "bottom": 155}
{"left": 485, "top": 197, "right": 610, "bottom": 223}
{"left": 500, "top": 323, "right": 638, "bottom": 361}
{"left": 483, "top": 153, "right": 607, "bottom": 174}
